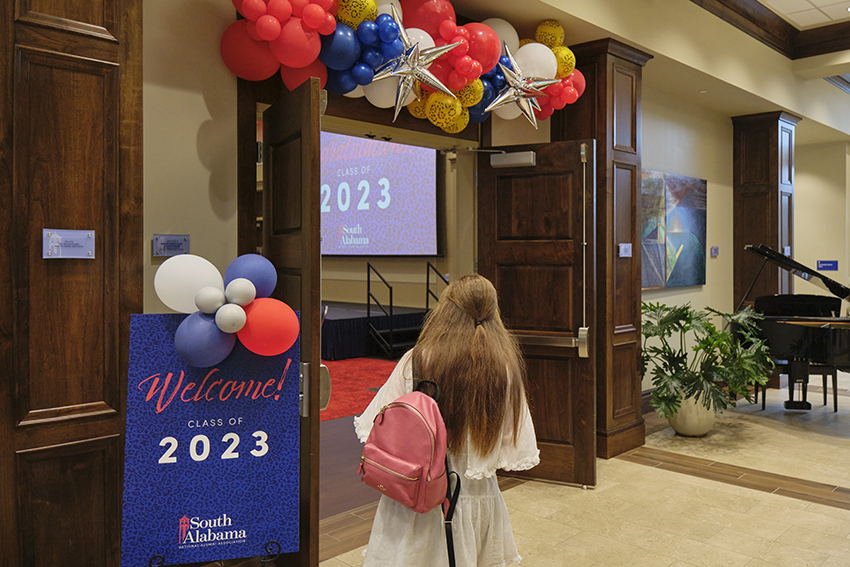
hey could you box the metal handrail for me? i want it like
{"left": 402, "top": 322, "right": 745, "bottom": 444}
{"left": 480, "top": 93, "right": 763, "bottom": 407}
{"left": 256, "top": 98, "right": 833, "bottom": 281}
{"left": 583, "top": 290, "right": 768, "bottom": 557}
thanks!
{"left": 425, "top": 262, "right": 449, "bottom": 311}
{"left": 367, "top": 263, "right": 394, "bottom": 357}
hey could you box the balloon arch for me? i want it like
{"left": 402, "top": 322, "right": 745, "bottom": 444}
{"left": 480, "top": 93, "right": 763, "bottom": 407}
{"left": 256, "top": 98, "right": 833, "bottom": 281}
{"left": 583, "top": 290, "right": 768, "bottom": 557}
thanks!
{"left": 220, "top": 0, "right": 585, "bottom": 133}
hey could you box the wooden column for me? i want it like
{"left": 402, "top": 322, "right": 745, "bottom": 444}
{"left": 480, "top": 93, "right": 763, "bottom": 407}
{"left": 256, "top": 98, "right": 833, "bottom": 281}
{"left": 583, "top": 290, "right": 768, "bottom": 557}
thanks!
{"left": 551, "top": 39, "right": 652, "bottom": 458}
{"left": 732, "top": 112, "right": 801, "bottom": 306}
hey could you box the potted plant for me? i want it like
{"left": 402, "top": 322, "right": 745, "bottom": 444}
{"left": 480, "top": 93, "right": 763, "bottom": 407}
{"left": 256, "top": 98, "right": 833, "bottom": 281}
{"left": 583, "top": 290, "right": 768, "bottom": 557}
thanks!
{"left": 640, "top": 301, "right": 774, "bottom": 436}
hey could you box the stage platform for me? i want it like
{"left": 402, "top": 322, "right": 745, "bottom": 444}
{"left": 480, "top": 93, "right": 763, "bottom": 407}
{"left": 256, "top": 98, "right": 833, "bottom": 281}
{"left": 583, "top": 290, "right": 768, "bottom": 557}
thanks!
{"left": 321, "top": 301, "right": 426, "bottom": 361}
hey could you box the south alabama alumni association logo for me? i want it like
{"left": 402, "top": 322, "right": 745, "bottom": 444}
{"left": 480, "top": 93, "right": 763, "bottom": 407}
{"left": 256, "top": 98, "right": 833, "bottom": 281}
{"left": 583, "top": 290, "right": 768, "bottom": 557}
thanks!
{"left": 178, "top": 513, "right": 247, "bottom": 547}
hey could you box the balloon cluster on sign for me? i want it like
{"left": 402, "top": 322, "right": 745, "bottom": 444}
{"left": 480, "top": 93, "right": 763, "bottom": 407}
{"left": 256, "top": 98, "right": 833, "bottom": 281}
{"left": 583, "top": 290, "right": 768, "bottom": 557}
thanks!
{"left": 219, "top": 0, "right": 584, "bottom": 131}
{"left": 154, "top": 254, "right": 299, "bottom": 367}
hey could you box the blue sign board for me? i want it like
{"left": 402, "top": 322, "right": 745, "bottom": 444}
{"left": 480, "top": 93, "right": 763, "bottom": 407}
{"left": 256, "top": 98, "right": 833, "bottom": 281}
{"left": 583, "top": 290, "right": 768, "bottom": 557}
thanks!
{"left": 153, "top": 234, "right": 191, "bottom": 257}
{"left": 818, "top": 260, "right": 838, "bottom": 271}
{"left": 42, "top": 228, "right": 95, "bottom": 258}
{"left": 121, "top": 314, "right": 300, "bottom": 566}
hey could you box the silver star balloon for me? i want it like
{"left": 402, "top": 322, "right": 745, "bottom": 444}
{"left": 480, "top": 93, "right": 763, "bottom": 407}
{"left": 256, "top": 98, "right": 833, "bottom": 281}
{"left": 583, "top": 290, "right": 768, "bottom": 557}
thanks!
{"left": 371, "top": 4, "right": 461, "bottom": 121}
{"left": 484, "top": 44, "right": 562, "bottom": 129}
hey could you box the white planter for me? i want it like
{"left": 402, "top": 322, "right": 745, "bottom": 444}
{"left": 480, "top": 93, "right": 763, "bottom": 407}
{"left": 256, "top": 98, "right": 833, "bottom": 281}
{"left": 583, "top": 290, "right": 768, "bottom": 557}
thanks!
{"left": 667, "top": 396, "right": 715, "bottom": 437}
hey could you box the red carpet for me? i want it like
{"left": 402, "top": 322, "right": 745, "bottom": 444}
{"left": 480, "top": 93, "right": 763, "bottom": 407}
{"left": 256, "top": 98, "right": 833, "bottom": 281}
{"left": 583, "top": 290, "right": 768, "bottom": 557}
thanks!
{"left": 320, "top": 357, "right": 399, "bottom": 421}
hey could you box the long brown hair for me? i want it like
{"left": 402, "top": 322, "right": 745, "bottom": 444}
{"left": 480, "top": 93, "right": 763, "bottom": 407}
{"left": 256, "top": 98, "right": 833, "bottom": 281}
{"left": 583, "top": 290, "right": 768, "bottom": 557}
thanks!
{"left": 411, "top": 274, "right": 528, "bottom": 455}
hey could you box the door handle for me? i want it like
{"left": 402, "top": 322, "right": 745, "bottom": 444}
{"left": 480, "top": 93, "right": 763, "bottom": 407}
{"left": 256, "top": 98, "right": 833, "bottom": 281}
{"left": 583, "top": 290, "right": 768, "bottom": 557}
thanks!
{"left": 514, "top": 327, "right": 589, "bottom": 358}
{"left": 319, "top": 363, "right": 331, "bottom": 411}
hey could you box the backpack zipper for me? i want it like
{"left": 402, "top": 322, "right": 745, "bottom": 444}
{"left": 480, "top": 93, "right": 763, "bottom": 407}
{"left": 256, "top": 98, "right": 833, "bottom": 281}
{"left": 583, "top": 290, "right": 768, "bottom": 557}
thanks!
{"left": 359, "top": 455, "right": 420, "bottom": 481}
{"left": 381, "top": 401, "right": 436, "bottom": 480}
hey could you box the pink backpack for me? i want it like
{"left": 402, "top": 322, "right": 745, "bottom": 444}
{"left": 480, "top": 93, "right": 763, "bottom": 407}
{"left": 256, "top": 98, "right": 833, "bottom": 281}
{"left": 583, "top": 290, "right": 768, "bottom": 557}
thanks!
{"left": 358, "top": 384, "right": 450, "bottom": 513}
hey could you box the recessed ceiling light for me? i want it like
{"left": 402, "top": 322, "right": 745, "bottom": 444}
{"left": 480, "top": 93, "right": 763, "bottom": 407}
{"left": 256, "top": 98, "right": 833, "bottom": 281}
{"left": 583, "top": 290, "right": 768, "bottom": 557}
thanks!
{"left": 698, "top": 90, "right": 708, "bottom": 94}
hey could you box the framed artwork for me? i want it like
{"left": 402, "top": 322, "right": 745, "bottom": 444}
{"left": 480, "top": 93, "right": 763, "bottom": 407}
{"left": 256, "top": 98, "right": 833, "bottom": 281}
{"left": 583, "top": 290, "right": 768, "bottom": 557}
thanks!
{"left": 641, "top": 170, "right": 707, "bottom": 289}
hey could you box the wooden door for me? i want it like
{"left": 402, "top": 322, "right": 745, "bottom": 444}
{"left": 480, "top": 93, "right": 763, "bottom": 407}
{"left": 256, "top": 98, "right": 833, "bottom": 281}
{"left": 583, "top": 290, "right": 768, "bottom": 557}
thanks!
{"left": 478, "top": 140, "right": 597, "bottom": 486}
{"left": 263, "top": 78, "right": 323, "bottom": 566}
{"left": 0, "top": 1, "right": 143, "bottom": 566}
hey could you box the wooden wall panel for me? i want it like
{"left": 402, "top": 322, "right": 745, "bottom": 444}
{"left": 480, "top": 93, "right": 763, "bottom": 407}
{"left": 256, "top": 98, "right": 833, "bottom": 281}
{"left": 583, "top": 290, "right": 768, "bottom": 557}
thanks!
{"left": 552, "top": 39, "right": 650, "bottom": 459}
{"left": 1, "top": 0, "right": 142, "bottom": 566}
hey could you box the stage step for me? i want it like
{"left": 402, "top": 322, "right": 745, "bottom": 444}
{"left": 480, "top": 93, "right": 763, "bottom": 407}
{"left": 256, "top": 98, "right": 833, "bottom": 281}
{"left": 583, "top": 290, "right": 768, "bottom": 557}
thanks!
{"left": 370, "top": 325, "right": 422, "bottom": 359}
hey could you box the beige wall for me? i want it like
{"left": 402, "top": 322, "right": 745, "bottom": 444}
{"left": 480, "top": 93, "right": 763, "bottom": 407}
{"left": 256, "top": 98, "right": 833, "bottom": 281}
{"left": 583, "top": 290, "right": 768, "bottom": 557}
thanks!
{"left": 639, "top": 86, "right": 735, "bottom": 389}
{"left": 795, "top": 143, "right": 850, "bottom": 305}
{"left": 143, "top": 2, "right": 238, "bottom": 313}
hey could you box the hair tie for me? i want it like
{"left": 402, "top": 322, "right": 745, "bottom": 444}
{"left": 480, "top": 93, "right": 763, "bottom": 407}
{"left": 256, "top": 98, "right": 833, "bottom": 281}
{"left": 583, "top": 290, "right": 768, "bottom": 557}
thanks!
{"left": 474, "top": 319, "right": 483, "bottom": 327}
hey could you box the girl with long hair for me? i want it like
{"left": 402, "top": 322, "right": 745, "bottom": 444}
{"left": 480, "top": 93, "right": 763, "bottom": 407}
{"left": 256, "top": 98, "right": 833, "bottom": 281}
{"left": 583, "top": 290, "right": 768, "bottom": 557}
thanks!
{"left": 354, "top": 274, "right": 539, "bottom": 566}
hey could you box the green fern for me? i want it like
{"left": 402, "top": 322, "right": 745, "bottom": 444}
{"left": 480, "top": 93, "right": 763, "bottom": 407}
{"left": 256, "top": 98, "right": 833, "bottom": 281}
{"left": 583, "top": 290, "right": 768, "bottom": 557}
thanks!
{"left": 641, "top": 301, "right": 774, "bottom": 420}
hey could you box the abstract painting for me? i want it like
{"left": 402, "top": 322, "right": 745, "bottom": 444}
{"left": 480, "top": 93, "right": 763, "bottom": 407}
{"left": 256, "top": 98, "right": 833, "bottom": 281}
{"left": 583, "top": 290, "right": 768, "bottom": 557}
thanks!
{"left": 641, "top": 170, "right": 707, "bottom": 289}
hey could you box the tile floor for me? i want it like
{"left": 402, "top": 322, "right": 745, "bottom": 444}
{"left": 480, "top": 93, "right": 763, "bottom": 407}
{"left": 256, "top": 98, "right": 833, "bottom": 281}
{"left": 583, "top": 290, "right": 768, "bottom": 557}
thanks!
{"left": 320, "top": 375, "right": 850, "bottom": 567}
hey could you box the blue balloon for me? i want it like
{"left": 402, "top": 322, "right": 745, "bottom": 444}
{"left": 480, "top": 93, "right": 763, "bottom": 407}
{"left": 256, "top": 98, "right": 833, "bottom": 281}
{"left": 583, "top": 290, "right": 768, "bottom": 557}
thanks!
{"left": 224, "top": 253, "right": 277, "bottom": 298}
{"left": 499, "top": 55, "right": 512, "bottom": 70}
{"left": 327, "top": 69, "right": 359, "bottom": 94}
{"left": 357, "top": 20, "right": 380, "bottom": 46}
{"left": 468, "top": 110, "right": 491, "bottom": 124}
{"left": 174, "top": 312, "right": 236, "bottom": 367}
{"left": 381, "top": 38, "right": 404, "bottom": 61}
{"left": 469, "top": 79, "right": 495, "bottom": 114}
{"left": 378, "top": 20, "right": 399, "bottom": 43}
{"left": 360, "top": 46, "right": 384, "bottom": 70}
{"left": 375, "top": 13, "right": 394, "bottom": 26}
{"left": 320, "top": 23, "right": 361, "bottom": 71}
{"left": 351, "top": 63, "right": 374, "bottom": 86}
{"left": 490, "top": 72, "right": 506, "bottom": 92}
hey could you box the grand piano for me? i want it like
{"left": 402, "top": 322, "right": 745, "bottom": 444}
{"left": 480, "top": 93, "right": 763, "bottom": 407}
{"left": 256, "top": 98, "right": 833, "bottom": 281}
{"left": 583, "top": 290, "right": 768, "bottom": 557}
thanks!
{"left": 744, "top": 244, "right": 850, "bottom": 410}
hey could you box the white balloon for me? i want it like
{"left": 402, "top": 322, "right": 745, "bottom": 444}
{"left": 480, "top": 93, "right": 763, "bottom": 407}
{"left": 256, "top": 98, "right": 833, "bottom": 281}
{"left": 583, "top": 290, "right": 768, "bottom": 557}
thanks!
{"left": 363, "top": 78, "right": 415, "bottom": 108}
{"left": 215, "top": 303, "right": 247, "bottom": 334}
{"left": 494, "top": 104, "right": 523, "bottom": 121}
{"left": 481, "top": 18, "right": 519, "bottom": 56}
{"left": 407, "top": 28, "right": 435, "bottom": 53}
{"left": 376, "top": 0, "right": 402, "bottom": 20}
{"left": 344, "top": 85, "right": 365, "bottom": 98}
{"left": 154, "top": 254, "right": 223, "bottom": 313}
{"left": 225, "top": 278, "right": 257, "bottom": 306}
{"left": 514, "top": 43, "right": 558, "bottom": 79}
{"left": 195, "top": 286, "right": 226, "bottom": 314}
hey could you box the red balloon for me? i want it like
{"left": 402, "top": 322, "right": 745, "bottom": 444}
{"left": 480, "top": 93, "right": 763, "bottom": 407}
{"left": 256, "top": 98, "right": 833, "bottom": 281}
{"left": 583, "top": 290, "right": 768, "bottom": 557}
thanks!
{"left": 438, "top": 20, "right": 457, "bottom": 41}
{"left": 269, "top": 17, "right": 322, "bottom": 68}
{"left": 220, "top": 20, "right": 282, "bottom": 81}
{"left": 450, "top": 36, "right": 468, "bottom": 56}
{"left": 290, "top": 0, "right": 310, "bottom": 17}
{"left": 420, "top": 59, "right": 451, "bottom": 92}
{"left": 246, "top": 20, "right": 264, "bottom": 41}
{"left": 231, "top": 0, "right": 244, "bottom": 16}
{"left": 447, "top": 70, "right": 466, "bottom": 91}
{"left": 550, "top": 96, "right": 567, "bottom": 110}
{"left": 256, "top": 15, "right": 282, "bottom": 41}
{"left": 238, "top": 298, "right": 300, "bottom": 357}
{"left": 401, "top": 0, "right": 456, "bottom": 39}
{"left": 569, "top": 69, "right": 586, "bottom": 97}
{"left": 302, "top": 4, "right": 326, "bottom": 28}
{"left": 317, "top": 12, "right": 337, "bottom": 35}
{"left": 280, "top": 59, "right": 328, "bottom": 90}
{"left": 313, "top": 0, "right": 334, "bottom": 10}
{"left": 267, "top": 0, "right": 293, "bottom": 22}
{"left": 241, "top": 0, "right": 267, "bottom": 20}
{"left": 561, "top": 86, "right": 579, "bottom": 104}
{"left": 463, "top": 23, "right": 500, "bottom": 75}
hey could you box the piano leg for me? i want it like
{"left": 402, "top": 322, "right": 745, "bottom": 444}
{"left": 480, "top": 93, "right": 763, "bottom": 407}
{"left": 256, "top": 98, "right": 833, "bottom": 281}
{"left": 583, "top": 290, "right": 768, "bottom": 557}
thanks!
{"left": 785, "top": 358, "right": 813, "bottom": 410}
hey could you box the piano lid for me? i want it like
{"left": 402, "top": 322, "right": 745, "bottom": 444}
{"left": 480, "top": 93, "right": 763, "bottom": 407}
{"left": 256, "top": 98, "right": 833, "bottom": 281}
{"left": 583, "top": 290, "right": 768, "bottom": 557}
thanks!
{"left": 746, "top": 244, "right": 850, "bottom": 301}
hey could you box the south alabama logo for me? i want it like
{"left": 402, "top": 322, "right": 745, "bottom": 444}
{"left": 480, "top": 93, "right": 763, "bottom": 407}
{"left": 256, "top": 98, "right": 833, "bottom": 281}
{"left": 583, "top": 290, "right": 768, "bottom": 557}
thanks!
{"left": 178, "top": 514, "right": 247, "bottom": 545}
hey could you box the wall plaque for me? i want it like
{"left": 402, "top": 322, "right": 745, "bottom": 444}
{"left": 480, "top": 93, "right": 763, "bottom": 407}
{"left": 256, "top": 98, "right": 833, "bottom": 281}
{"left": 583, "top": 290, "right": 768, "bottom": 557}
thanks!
{"left": 154, "top": 234, "right": 191, "bottom": 257}
{"left": 42, "top": 229, "right": 95, "bottom": 259}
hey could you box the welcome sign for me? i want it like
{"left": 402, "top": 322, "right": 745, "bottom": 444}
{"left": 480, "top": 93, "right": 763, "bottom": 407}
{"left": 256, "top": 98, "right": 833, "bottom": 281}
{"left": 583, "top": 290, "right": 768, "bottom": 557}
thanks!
{"left": 121, "top": 314, "right": 300, "bottom": 566}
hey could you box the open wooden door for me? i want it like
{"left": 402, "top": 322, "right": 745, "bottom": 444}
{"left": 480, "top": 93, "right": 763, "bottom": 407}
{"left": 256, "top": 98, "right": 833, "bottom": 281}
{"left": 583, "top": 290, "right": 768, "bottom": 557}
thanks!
{"left": 263, "top": 77, "right": 324, "bottom": 566}
{"left": 478, "top": 140, "right": 597, "bottom": 486}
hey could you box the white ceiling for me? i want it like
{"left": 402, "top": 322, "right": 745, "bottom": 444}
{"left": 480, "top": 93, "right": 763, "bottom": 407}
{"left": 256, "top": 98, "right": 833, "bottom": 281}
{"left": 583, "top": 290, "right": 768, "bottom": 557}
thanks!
{"left": 758, "top": 0, "right": 850, "bottom": 29}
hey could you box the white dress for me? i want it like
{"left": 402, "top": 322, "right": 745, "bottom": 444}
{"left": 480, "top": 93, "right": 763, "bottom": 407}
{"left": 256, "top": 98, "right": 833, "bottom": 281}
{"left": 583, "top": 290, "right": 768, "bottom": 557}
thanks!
{"left": 353, "top": 351, "right": 540, "bottom": 567}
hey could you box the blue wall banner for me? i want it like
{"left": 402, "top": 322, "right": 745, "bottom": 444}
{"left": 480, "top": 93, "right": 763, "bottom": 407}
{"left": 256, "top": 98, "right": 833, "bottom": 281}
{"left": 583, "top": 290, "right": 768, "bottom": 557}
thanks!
{"left": 817, "top": 260, "right": 838, "bottom": 271}
{"left": 121, "top": 314, "right": 300, "bottom": 566}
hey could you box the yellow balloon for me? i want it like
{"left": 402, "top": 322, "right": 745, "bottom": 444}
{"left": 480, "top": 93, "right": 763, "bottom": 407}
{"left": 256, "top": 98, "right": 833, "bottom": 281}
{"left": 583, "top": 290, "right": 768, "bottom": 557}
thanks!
{"left": 535, "top": 19, "right": 564, "bottom": 48}
{"left": 518, "top": 38, "right": 535, "bottom": 48}
{"left": 455, "top": 79, "right": 484, "bottom": 108}
{"left": 426, "top": 92, "right": 463, "bottom": 130}
{"left": 337, "top": 0, "right": 378, "bottom": 30}
{"left": 552, "top": 46, "right": 576, "bottom": 79}
{"left": 441, "top": 108, "right": 470, "bottom": 134}
{"left": 408, "top": 95, "right": 429, "bottom": 120}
